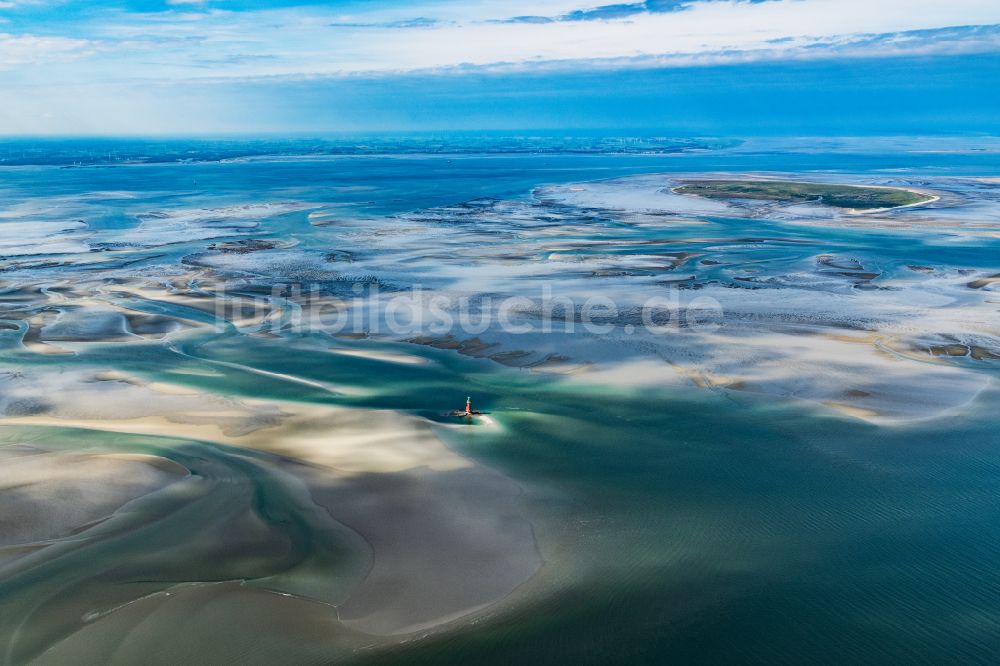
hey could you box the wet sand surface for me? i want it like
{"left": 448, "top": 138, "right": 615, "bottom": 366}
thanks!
{"left": 0, "top": 449, "right": 185, "bottom": 554}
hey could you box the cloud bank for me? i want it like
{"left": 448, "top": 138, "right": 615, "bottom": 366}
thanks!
{"left": 0, "top": 0, "right": 997, "bottom": 133}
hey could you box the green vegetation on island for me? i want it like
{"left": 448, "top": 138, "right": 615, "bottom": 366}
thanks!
{"left": 674, "top": 180, "right": 934, "bottom": 210}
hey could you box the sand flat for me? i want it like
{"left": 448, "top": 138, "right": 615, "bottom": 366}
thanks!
{"left": 328, "top": 347, "right": 430, "bottom": 365}
{"left": 0, "top": 449, "right": 186, "bottom": 549}
{"left": 0, "top": 373, "right": 541, "bottom": 637}
{"left": 300, "top": 463, "right": 540, "bottom": 635}
{"left": 30, "top": 582, "right": 365, "bottom": 666}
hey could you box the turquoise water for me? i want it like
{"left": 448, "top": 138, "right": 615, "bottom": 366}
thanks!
{"left": 9, "top": 333, "right": 1000, "bottom": 664}
{"left": 1, "top": 138, "right": 999, "bottom": 663}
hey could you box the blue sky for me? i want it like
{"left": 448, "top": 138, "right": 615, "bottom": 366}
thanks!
{"left": 1, "top": 0, "right": 999, "bottom": 134}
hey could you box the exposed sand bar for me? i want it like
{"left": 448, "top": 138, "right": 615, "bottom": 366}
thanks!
{"left": 1, "top": 380, "right": 541, "bottom": 637}
{"left": 0, "top": 448, "right": 186, "bottom": 552}
{"left": 327, "top": 347, "right": 430, "bottom": 366}
{"left": 301, "top": 463, "right": 540, "bottom": 635}
{"left": 30, "top": 581, "right": 365, "bottom": 666}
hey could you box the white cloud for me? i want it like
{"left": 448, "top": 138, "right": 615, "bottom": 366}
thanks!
{"left": 0, "top": 1, "right": 54, "bottom": 8}
{"left": 331, "top": 0, "right": 1000, "bottom": 73}
{"left": 3, "top": 0, "right": 1000, "bottom": 81}
{"left": 0, "top": 33, "right": 91, "bottom": 68}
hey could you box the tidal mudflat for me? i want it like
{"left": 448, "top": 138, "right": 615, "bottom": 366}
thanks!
{"left": 1, "top": 140, "right": 999, "bottom": 664}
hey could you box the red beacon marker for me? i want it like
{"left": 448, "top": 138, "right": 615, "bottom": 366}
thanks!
{"left": 451, "top": 396, "right": 483, "bottom": 418}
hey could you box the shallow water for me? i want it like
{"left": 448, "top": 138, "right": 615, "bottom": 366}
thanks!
{"left": 1, "top": 138, "right": 999, "bottom": 663}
